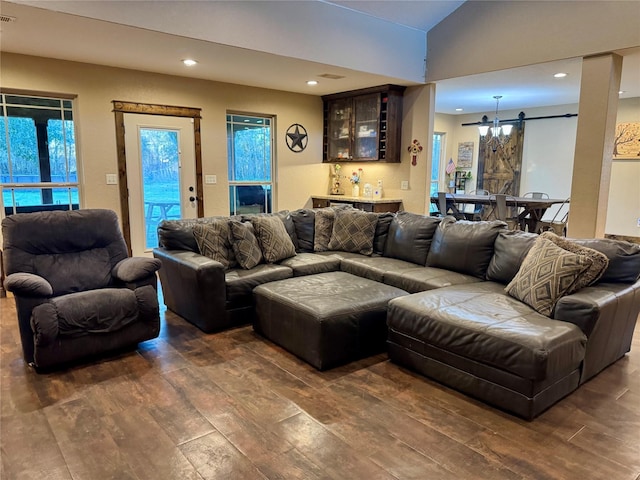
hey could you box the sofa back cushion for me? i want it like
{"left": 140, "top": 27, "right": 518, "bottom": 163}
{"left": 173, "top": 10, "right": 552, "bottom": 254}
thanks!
{"left": 426, "top": 217, "right": 507, "bottom": 278}
{"left": 572, "top": 238, "right": 640, "bottom": 283}
{"left": 384, "top": 212, "right": 441, "bottom": 265}
{"left": 229, "top": 220, "right": 263, "bottom": 269}
{"left": 290, "top": 209, "right": 315, "bottom": 253}
{"left": 486, "top": 231, "right": 538, "bottom": 284}
{"left": 314, "top": 208, "right": 336, "bottom": 252}
{"left": 373, "top": 212, "right": 394, "bottom": 256}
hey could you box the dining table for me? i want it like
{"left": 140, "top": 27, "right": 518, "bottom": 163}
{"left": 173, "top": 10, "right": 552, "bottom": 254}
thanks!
{"left": 430, "top": 193, "right": 569, "bottom": 232}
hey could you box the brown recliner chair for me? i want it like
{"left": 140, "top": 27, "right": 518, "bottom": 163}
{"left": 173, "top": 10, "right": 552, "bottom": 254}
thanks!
{"left": 2, "top": 209, "right": 161, "bottom": 370}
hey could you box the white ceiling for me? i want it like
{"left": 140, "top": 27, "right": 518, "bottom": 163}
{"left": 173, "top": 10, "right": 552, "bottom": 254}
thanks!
{"left": 1, "top": 0, "right": 638, "bottom": 116}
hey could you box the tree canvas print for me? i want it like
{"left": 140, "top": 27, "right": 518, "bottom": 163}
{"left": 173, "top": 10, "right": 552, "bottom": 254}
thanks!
{"left": 613, "top": 122, "right": 640, "bottom": 158}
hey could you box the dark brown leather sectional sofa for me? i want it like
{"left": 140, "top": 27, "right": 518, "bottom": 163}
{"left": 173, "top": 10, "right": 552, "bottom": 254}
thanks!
{"left": 153, "top": 208, "right": 640, "bottom": 419}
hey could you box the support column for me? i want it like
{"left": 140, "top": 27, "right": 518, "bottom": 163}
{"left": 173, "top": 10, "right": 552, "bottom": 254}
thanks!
{"left": 568, "top": 53, "right": 622, "bottom": 238}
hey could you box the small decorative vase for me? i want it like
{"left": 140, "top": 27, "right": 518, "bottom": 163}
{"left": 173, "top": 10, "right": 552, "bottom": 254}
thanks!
{"left": 352, "top": 184, "right": 360, "bottom": 197}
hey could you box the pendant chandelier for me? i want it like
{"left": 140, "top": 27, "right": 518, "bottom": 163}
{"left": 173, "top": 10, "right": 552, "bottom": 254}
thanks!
{"left": 479, "top": 96, "right": 513, "bottom": 153}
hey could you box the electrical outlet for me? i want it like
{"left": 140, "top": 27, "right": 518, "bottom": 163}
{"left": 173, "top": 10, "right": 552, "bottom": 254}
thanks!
{"left": 205, "top": 175, "right": 217, "bottom": 184}
{"left": 106, "top": 174, "right": 117, "bottom": 185}
{"left": 400, "top": 180, "right": 409, "bottom": 190}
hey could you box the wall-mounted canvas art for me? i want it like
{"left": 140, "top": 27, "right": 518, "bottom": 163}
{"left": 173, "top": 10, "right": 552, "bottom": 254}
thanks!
{"left": 457, "top": 141, "right": 473, "bottom": 168}
{"left": 614, "top": 122, "right": 640, "bottom": 158}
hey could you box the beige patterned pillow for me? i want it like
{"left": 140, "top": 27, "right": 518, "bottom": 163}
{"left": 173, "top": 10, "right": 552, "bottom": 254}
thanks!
{"left": 314, "top": 208, "right": 335, "bottom": 252}
{"left": 328, "top": 210, "right": 378, "bottom": 255}
{"left": 192, "top": 220, "right": 236, "bottom": 269}
{"left": 251, "top": 216, "right": 296, "bottom": 263}
{"left": 505, "top": 237, "right": 593, "bottom": 316}
{"left": 229, "top": 220, "right": 263, "bottom": 269}
{"left": 540, "top": 231, "right": 609, "bottom": 290}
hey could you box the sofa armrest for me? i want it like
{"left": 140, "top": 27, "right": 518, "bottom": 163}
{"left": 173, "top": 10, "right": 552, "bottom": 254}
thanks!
{"left": 5, "top": 272, "right": 53, "bottom": 297}
{"left": 553, "top": 280, "right": 640, "bottom": 382}
{"left": 112, "top": 257, "right": 161, "bottom": 284}
{"left": 153, "top": 248, "right": 227, "bottom": 332}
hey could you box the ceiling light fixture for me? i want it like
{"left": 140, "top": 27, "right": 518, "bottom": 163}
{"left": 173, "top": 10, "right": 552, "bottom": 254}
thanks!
{"left": 182, "top": 59, "right": 198, "bottom": 67}
{"left": 553, "top": 72, "right": 567, "bottom": 78}
{"left": 306, "top": 80, "right": 318, "bottom": 86}
{"left": 619, "top": 90, "right": 626, "bottom": 95}
{"left": 479, "top": 96, "right": 513, "bottom": 153}
{"left": 455, "top": 108, "right": 463, "bottom": 112}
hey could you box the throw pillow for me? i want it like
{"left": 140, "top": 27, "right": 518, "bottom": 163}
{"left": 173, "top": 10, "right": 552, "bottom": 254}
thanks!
{"left": 229, "top": 220, "right": 263, "bottom": 269}
{"left": 505, "top": 237, "right": 593, "bottom": 316}
{"left": 193, "top": 220, "right": 237, "bottom": 269}
{"left": 314, "top": 208, "right": 336, "bottom": 252}
{"left": 251, "top": 216, "right": 297, "bottom": 263}
{"left": 540, "top": 232, "right": 609, "bottom": 290}
{"left": 328, "top": 209, "right": 378, "bottom": 255}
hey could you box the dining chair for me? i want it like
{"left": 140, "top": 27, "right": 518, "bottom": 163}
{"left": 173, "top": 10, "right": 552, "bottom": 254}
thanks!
{"left": 464, "top": 189, "right": 490, "bottom": 221}
{"left": 522, "top": 191, "right": 550, "bottom": 199}
{"left": 488, "top": 194, "right": 520, "bottom": 229}
{"left": 436, "top": 192, "right": 466, "bottom": 220}
{"left": 534, "top": 197, "right": 570, "bottom": 235}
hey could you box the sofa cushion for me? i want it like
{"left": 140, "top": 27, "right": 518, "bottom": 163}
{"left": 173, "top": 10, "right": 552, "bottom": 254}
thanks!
{"left": 340, "top": 256, "right": 419, "bottom": 283}
{"left": 225, "top": 264, "right": 292, "bottom": 306}
{"left": 426, "top": 217, "right": 506, "bottom": 278}
{"left": 384, "top": 266, "right": 482, "bottom": 294}
{"left": 384, "top": 212, "right": 441, "bottom": 265}
{"left": 486, "top": 231, "right": 538, "bottom": 284}
{"left": 229, "top": 220, "right": 263, "bottom": 269}
{"left": 328, "top": 209, "right": 378, "bottom": 255}
{"left": 278, "top": 252, "right": 341, "bottom": 277}
{"left": 540, "top": 232, "right": 609, "bottom": 290}
{"left": 193, "top": 220, "right": 237, "bottom": 270}
{"left": 572, "top": 238, "right": 640, "bottom": 283}
{"left": 373, "top": 212, "right": 395, "bottom": 256}
{"left": 290, "top": 209, "right": 315, "bottom": 253}
{"left": 314, "top": 208, "right": 336, "bottom": 252}
{"left": 251, "top": 216, "right": 296, "bottom": 263}
{"left": 505, "top": 236, "right": 594, "bottom": 316}
{"left": 387, "top": 282, "right": 586, "bottom": 381}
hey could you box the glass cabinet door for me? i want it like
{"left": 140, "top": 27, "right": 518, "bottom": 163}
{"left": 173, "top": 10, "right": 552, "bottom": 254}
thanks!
{"left": 327, "top": 99, "right": 352, "bottom": 161}
{"left": 353, "top": 94, "right": 380, "bottom": 161}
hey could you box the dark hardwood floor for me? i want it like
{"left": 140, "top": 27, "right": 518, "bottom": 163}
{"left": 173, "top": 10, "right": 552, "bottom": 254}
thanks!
{"left": 1, "top": 292, "right": 639, "bottom": 480}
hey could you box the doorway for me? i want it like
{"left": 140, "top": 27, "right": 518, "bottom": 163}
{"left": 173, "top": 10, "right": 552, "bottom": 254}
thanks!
{"left": 124, "top": 114, "right": 197, "bottom": 256}
{"left": 113, "top": 101, "right": 203, "bottom": 255}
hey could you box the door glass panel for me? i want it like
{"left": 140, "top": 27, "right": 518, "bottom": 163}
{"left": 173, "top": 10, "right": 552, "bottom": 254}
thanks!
{"left": 139, "top": 128, "right": 180, "bottom": 249}
{"left": 430, "top": 133, "right": 444, "bottom": 213}
{"left": 353, "top": 94, "right": 379, "bottom": 160}
{"left": 327, "top": 99, "right": 352, "bottom": 161}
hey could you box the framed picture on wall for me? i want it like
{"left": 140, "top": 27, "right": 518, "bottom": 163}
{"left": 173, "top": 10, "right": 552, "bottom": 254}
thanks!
{"left": 457, "top": 141, "right": 473, "bottom": 168}
{"left": 614, "top": 122, "right": 640, "bottom": 158}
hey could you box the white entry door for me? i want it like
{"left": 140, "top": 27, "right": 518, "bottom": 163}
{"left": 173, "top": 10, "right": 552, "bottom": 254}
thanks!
{"left": 124, "top": 114, "right": 197, "bottom": 257}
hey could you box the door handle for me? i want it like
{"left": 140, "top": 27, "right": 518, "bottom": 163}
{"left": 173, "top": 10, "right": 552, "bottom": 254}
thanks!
{"left": 189, "top": 196, "right": 196, "bottom": 202}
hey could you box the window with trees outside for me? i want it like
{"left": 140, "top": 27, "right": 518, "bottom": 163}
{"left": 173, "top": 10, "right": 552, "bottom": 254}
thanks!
{"left": 1, "top": 93, "right": 79, "bottom": 216}
{"left": 227, "top": 114, "right": 273, "bottom": 215}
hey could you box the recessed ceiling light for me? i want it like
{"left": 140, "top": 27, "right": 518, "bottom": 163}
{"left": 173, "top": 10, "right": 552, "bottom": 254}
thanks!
{"left": 182, "top": 59, "right": 198, "bottom": 67}
{"left": 619, "top": 90, "right": 626, "bottom": 95}
{"left": 455, "top": 108, "right": 463, "bottom": 112}
{"left": 306, "top": 80, "right": 318, "bottom": 86}
{"left": 553, "top": 72, "right": 567, "bottom": 78}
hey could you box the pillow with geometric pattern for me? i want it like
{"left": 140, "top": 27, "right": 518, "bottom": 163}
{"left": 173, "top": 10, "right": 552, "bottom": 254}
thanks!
{"left": 328, "top": 209, "right": 378, "bottom": 255}
{"left": 229, "top": 220, "right": 263, "bottom": 269}
{"left": 505, "top": 236, "right": 594, "bottom": 316}
{"left": 251, "top": 215, "right": 296, "bottom": 263}
{"left": 193, "top": 220, "right": 237, "bottom": 270}
{"left": 539, "top": 231, "right": 609, "bottom": 290}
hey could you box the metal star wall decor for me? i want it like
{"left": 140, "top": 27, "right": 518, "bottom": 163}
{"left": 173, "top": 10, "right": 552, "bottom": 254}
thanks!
{"left": 286, "top": 124, "right": 308, "bottom": 152}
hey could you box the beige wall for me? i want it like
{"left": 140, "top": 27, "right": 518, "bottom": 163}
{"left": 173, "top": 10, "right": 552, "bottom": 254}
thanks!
{"left": 1, "top": 53, "right": 431, "bottom": 222}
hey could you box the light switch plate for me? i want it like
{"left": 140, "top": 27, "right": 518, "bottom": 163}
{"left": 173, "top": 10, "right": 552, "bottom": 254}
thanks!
{"left": 205, "top": 175, "right": 217, "bottom": 184}
{"left": 400, "top": 180, "right": 409, "bottom": 190}
{"left": 106, "top": 174, "right": 117, "bottom": 185}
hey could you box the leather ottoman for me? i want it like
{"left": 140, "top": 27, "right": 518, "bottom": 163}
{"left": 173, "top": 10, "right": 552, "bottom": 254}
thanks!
{"left": 253, "top": 271, "right": 408, "bottom": 370}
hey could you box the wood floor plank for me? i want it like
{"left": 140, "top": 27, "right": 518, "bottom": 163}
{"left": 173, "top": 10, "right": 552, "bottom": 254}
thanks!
{"left": 44, "top": 397, "right": 140, "bottom": 480}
